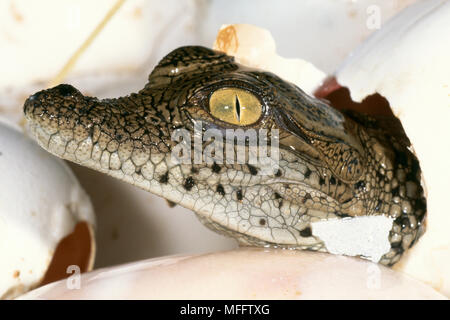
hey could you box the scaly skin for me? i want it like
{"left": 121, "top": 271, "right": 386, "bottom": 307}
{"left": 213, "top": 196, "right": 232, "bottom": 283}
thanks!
{"left": 23, "top": 46, "right": 426, "bottom": 265}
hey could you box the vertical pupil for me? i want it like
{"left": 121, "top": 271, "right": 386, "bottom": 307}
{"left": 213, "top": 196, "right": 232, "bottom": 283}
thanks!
{"left": 235, "top": 94, "right": 241, "bottom": 121}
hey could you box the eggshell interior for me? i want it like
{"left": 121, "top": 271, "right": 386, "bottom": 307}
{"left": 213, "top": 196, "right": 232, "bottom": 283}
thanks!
{"left": 335, "top": 0, "right": 450, "bottom": 296}
{"left": 0, "top": 119, "right": 96, "bottom": 299}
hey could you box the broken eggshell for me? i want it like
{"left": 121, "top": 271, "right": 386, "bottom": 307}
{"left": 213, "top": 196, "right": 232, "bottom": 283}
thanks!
{"left": 333, "top": 0, "right": 450, "bottom": 296}
{"left": 0, "top": 119, "right": 96, "bottom": 299}
{"left": 214, "top": 24, "right": 326, "bottom": 96}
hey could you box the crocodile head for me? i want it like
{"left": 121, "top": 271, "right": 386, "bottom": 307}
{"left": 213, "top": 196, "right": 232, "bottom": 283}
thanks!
{"left": 23, "top": 46, "right": 426, "bottom": 265}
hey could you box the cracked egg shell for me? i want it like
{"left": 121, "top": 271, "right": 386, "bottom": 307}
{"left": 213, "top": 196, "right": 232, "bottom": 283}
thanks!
{"left": 0, "top": 119, "right": 96, "bottom": 299}
{"left": 214, "top": 24, "right": 327, "bottom": 96}
{"left": 329, "top": 0, "right": 450, "bottom": 296}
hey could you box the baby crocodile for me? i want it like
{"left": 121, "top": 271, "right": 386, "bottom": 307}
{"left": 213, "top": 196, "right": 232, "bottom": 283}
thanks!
{"left": 23, "top": 46, "right": 426, "bottom": 265}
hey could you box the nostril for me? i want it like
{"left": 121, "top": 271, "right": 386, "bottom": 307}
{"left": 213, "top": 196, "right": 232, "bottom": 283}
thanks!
{"left": 24, "top": 94, "right": 37, "bottom": 115}
{"left": 28, "top": 93, "right": 38, "bottom": 101}
{"left": 54, "top": 84, "right": 78, "bottom": 97}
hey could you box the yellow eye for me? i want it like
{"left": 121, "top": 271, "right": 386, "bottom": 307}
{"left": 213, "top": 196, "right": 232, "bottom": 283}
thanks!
{"left": 209, "top": 88, "right": 262, "bottom": 125}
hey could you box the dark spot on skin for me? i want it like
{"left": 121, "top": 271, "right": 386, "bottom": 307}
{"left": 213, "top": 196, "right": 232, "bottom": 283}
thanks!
{"left": 354, "top": 181, "right": 366, "bottom": 190}
{"left": 190, "top": 167, "right": 198, "bottom": 174}
{"left": 391, "top": 240, "right": 405, "bottom": 254}
{"left": 274, "top": 192, "right": 282, "bottom": 199}
{"left": 259, "top": 219, "right": 266, "bottom": 226}
{"left": 392, "top": 186, "right": 400, "bottom": 197}
{"left": 88, "top": 126, "right": 94, "bottom": 138}
{"left": 304, "top": 168, "right": 311, "bottom": 179}
{"left": 277, "top": 200, "right": 283, "bottom": 208}
{"left": 211, "top": 162, "right": 221, "bottom": 173}
{"left": 335, "top": 212, "right": 351, "bottom": 218}
{"left": 183, "top": 176, "right": 195, "bottom": 191}
{"left": 216, "top": 184, "right": 225, "bottom": 196}
{"left": 349, "top": 157, "right": 359, "bottom": 166}
{"left": 415, "top": 198, "right": 426, "bottom": 221}
{"left": 375, "top": 200, "right": 382, "bottom": 212}
{"left": 166, "top": 200, "right": 177, "bottom": 208}
{"left": 407, "top": 158, "right": 420, "bottom": 181}
{"left": 302, "top": 193, "right": 312, "bottom": 204}
{"left": 376, "top": 170, "right": 384, "bottom": 181}
{"left": 236, "top": 189, "right": 243, "bottom": 201}
{"left": 342, "top": 197, "right": 352, "bottom": 204}
{"left": 284, "top": 184, "right": 290, "bottom": 189}
{"left": 247, "top": 164, "right": 258, "bottom": 175}
{"left": 395, "top": 215, "right": 410, "bottom": 229}
{"left": 135, "top": 167, "right": 141, "bottom": 174}
{"left": 391, "top": 241, "right": 405, "bottom": 254}
{"left": 300, "top": 227, "right": 312, "bottom": 237}
{"left": 401, "top": 217, "right": 410, "bottom": 229}
{"left": 116, "top": 134, "right": 123, "bottom": 141}
{"left": 159, "top": 171, "right": 169, "bottom": 184}
{"left": 275, "top": 169, "right": 282, "bottom": 177}
{"left": 391, "top": 241, "right": 402, "bottom": 249}
{"left": 394, "top": 149, "right": 408, "bottom": 167}
{"left": 319, "top": 177, "right": 325, "bottom": 186}
{"left": 329, "top": 176, "right": 336, "bottom": 185}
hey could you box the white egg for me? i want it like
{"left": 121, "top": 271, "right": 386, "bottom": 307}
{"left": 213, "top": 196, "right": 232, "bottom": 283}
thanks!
{"left": 18, "top": 249, "right": 445, "bottom": 299}
{"left": 0, "top": 119, "right": 96, "bottom": 299}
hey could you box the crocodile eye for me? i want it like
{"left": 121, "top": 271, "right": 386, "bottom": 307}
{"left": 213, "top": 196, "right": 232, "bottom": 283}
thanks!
{"left": 209, "top": 88, "right": 262, "bottom": 125}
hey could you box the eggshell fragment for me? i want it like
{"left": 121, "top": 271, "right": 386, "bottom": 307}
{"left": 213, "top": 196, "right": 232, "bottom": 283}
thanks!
{"left": 0, "top": 119, "right": 96, "bottom": 299}
{"left": 18, "top": 249, "right": 445, "bottom": 299}
{"left": 213, "top": 24, "right": 326, "bottom": 96}
{"left": 335, "top": 0, "right": 450, "bottom": 296}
